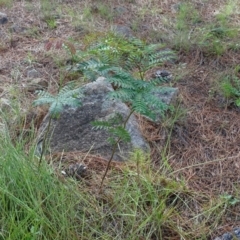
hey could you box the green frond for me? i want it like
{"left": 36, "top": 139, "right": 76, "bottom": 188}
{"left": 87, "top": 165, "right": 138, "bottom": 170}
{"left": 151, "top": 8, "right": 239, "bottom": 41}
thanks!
{"left": 148, "top": 51, "right": 175, "bottom": 68}
{"left": 35, "top": 90, "right": 53, "bottom": 98}
{"left": 59, "top": 86, "right": 83, "bottom": 99}
{"left": 143, "top": 93, "right": 169, "bottom": 115}
{"left": 33, "top": 85, "right": 84, "bottom": 118}
{"left": 150, "top": 76, "right": 170, "bottom": 85}
{"left": 149, "top": 49, "right": 175, "bottom": 59}
{"left": 125, "top": 52, "right": 142, "bottom": 69}
{"left": 131, "top": 93, "right": 152, "bottom": 117}
{"left": 109, "top": 126, "right": 131, "bottom": 143}
{"left": 132, "top": 80, "right": 152, "bottom": 90}
{"left": 91, "top": 121, "right": 112, "bottom": 130}
{"left": 107, "top": 77, "right": 135, "bottom": 89}
{"left": 143, "top": 43, "right": 165, "bottom": 53}
{"left": 107, "top": 136, "right": 117, "bottom": 145}
{"left": 107, "top": 89, "right": 135, "bottom": 102}
{"left": 107, "top": 113, "right": 124, "bottom": 126}
{"left": 59, "top": 97, "right": 81, "bottom": 108}
{"left": 92, "top": 113, "right": 124, "bottom": 131}
{"left": 48, "top": 101, "right": 63, "bottom": 118}
{"left": 129, "top": 37, "right": 145, "bottom": 49}
{"left": 76, "top": 59, "right": 108, "bottom": 72}
{"left": 101, "top": 67, "right": 132, "bottom": 79}
{"left": 112, "top": 71, "right": 135, "bottom": 82}
{"left": 33, "top": 95, "right": 55, "bottom": 106}
{"left": 82, "top": 70, "right": 98, "bottom": 82}
{"left": 87, "top": 39, "right": 128, "bottom": 67}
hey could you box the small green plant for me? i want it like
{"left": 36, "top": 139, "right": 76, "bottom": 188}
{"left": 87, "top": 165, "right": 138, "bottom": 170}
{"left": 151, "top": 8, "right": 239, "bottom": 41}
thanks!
{"left": 46, "top": 18, "right": 57, "bottom": 29}
{"left": 33, "top": 83, "right": 84, "bottom": 167}
{"left": 96, "top": 3, "right": 114, "bottom": 21}
{"left": 0, "top": 0, "right": 12, "bottom": 7}
{"left": 40, "top": 0, "right": 58, "bottom": 26}
{"left": 75, "top": 34, "right": 174, "bottom": 80}
{"left": 199, "top": 24, "right": 238, "bottom": 56}
{"left": 176, "top": 3, "right": 201, "bottom": 31}
{"left": 220, "top": 193, "right": 240, "bottom": 206}
{"left": 221, "top": 75, "right": 240, "bottom": 107}
{"left": 72, "top": 35, "right": 176, "bottom": 188}
{"left": 171, "top": 1, "right": 239, "bottom": 56}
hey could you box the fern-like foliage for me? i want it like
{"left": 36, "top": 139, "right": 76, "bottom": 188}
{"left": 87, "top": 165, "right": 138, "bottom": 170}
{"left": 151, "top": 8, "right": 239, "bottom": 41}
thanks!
{"left": 92, "top": 113, "right": 131, "bottom": 145}
{"left": 74, "top": 34, "right": 176, "bottom": 80}
{"left": 71, "top": 34, "right": 176, "bottom": 121}
{"left": 67, "top": 34, "right": 176, "bottom": 186}
{"left": 33, "top": 84, "right": 84, "bottom": 118}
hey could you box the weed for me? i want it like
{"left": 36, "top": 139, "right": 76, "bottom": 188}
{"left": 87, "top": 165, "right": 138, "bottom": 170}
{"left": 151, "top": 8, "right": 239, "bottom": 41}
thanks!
{"left": 221, "top": 74, "right": 240, "bottom": 107}
{"left": 0, "top": 0, "right": 12, "bottom": 7}
{"left": 46, "top": 19, "right": 57, "bottom": 29}
{"left": 215, "top": 1, "right": 236, "bottom": 25}
{"left": 171, "top": 3, "right": 202, "bottom": 52}
{"left": 176, "top": 3, "right": 201, "bottom": 31}
{"left": 82, "top": 6, "right": 92, "bottom": 19}
{"left": 24, "top": 52, "right": 36, "bottom": 66}
{"left": 40, "top": 0, "right": 57, "bottom": 25}
{"left": 25, "top": 26, "right": 40, "bottom": 38}
{"left": 0, "top": 130, "right": 86, "bottom": 239}
{"left": 96, "top": 3, "right": 114, "bottom": 21}
{"left": 171, "top": 1, "right": 239, "bottom": 56}
{"left": 72, "top": 35, "right": 175, "bottom": 188}
{"left": 220, "top": 193, "right": 240, "bottom": 206}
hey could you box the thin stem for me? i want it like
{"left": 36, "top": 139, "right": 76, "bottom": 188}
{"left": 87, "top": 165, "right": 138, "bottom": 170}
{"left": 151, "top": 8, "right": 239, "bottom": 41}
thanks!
{"left": 99, "top": 110, "right": 135, "bottom": 192}
{"left": 136, "top": 65, "right": 144, "bottom": 81}
{"left": 38, "top": 117, "right": 52, "bottom": 169}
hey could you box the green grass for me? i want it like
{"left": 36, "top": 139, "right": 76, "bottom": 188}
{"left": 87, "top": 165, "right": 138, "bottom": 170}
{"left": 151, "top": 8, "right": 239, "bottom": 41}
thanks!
{"left": 0, "top": 0, "right": 12, "bottom": 7}
{"left": 0, "top": 124, "right": 228, "bottom": 239}
{"left": 0, "top": 133, "right": 83, "bottom": 239}
{"left": 168, "top": 1, "right": 239, "bottom": 56}
{"left": 0, "top": 130, "right": 176, "bottom": 239}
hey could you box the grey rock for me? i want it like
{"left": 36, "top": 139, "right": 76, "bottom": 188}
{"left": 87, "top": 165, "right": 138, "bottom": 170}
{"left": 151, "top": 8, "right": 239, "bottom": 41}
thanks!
{"left": 214, "top": 227, "right": 240, "bottom": 240}
{"left": 113, "top": 6, "right": 127, "bottom": 15}
{"left": 171, "top": 3, "right": 183, "bottom": 13}
{"left": 0, "top": 12, "right": 8, "bottom": 25}
{"left": 152, "top": 70, "right": 172, "bottom": 81}
{"left": 27, "top": 69, "right": 40, "bottom": 78}
{"left": 222, "top": 233, "right": 233, "bottom": 240}
{"left": 74, "top": 25, "right": 89, "bottom": 35}
{"left": 112, "top": 25, "right": 133, "bottom": 38}
{"left": 65, "top": 163, "right": 88, "bottom": 180}
{"left": 25, "top": 78, "right": 48, "bottom": 92}
{"left": 10, "top": 24, "right": 26, "bottom": 33}
{"left": 37, "top": 77, "right": 150, "bottom": 161}
{"left": 233, "top": 227, "right": 240, "bottom": 239}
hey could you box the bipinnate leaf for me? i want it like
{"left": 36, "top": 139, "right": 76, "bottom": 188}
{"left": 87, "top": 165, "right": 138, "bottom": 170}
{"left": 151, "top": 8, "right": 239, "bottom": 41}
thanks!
{"left": 33, "top": 86, "right": 83, "bottom": 118}
{"left": 109, "top": 126, "right": 131, "bottom": 143}
{"left": 91, "top": 121, "right": 112, "bottom": 130}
